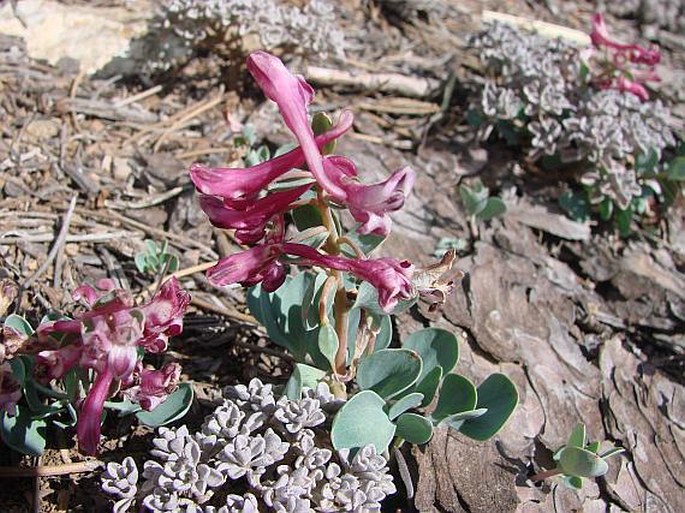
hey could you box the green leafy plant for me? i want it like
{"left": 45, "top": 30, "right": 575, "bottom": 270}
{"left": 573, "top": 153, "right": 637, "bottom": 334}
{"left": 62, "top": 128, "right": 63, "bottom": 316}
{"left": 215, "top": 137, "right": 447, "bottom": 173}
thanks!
{"left": 134, "top": 239, "right": 179, "bottom": 276}
{"left": 532, "top": 423, "right": 625, "bottom": 489}
{"left": 187, "top": 51, "right": 519, "bottom": 505}
{"left": 459, "top": 179, "right": 507, "bottom": 222}
{"left": 0, "top": 279, "right": 192, "bottom": 456}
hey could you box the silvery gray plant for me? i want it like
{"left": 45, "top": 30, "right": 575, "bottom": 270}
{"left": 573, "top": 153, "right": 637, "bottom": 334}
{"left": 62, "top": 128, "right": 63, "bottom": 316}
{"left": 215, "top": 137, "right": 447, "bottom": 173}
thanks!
{"left": 136, "top": 0, "right": 345, "bottom": 74}
{"left": 101, "top": 380, "right": 396, "bottom": 513}
{"left": 469, "top": 22, "right": 678, "bottom": 225}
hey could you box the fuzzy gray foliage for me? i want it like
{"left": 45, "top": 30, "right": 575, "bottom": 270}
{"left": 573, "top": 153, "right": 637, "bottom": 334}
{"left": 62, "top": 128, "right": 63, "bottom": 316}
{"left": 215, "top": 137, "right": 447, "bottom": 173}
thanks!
{"left": 136, "top": 0, "right": 345, "bottom": 74}
{"left": 101, "top": 379, "right": 395, "bottom": 512}
{"left": 470, "top": 22, "right": 676, "bottom": 209}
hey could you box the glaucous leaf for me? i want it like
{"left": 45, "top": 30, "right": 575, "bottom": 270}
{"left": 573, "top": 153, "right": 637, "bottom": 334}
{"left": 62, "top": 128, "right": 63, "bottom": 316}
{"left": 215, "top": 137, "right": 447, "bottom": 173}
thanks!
{"left": 558, "top": 446, "right": 609, "bottom": 478}
{"left": 387, "top": 392, "right": 424, "bottom": 421}
{"left": 396, "top": 413, "right": 433, "bottom": 445}
{"left": 459, "top": 373, "right": 518, "bottom": 441}
{"left": 431, "top": 373, "right": 477, "bottom": 422}
{"left": 331, "top": 390, "right": 395, "bottom": 451}
{"left": 357, "top": 349, "right": 422, "bottom": 400}
{"left": 135, "top": 383, "right": 194, "bottom": 428}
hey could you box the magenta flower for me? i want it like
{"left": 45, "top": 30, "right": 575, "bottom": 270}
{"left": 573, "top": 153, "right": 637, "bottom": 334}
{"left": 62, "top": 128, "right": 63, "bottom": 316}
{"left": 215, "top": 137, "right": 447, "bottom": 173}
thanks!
{"left": 199, "top": 183, "right": 312, "bottom": 244}
{"left": 207, "top": 243, "right": 286, "bottom": 292}
{"left": 614, "top": 76, "right": 649, "bottom": 102}
{"left": 35, "top": 277, "right": 190, "bottom": 455}
{"left": 0, "top": 362, "right": 21, "bottom": 416}
{"left": 77, "top": 369, "right": 114, "bottom": 455}
{"left": 323, "top": 156, "right": 415, "bottom": 236}
{"left": 121, "top": 362, "right": 182, "bottom": 411}
{"left": 207, "top": 242, "right": 415, "bottom": 312}
{"left": 246, "top": 51, "right": 348, "bottom": 199}
{"left": 190, "top": 110, "right": 353, "bottom": 205}
{"left": 281, "top": 243, "right": 415, "bottom": 312}
{"left": 589, "top": 13, "right": 661, "bottom": 101}
{"left": 590, "top": 13, "right": 660, "bottom": 66}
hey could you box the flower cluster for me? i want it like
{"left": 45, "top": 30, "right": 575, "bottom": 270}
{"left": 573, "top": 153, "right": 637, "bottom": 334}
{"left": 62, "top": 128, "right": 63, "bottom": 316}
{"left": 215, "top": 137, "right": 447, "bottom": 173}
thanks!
{"left": 190, "top": 52, "right": 416, "bottom": 313}
{"left": 136, "top": 0, "right": 345, "bottom": 75}
{"left": 469, "top": 19, "right": 676, "bottom": 220}
{"left": 34, "top": 277, "right": 190, "bottom": 454}
{"left": 102, "top": 379, "right": 396, "bottom": 513}
{"left": 0, "top": 317, "right": 27, "bottom": 416}
{"left": 587, "top": 13, "right": 661, "bottom": 101}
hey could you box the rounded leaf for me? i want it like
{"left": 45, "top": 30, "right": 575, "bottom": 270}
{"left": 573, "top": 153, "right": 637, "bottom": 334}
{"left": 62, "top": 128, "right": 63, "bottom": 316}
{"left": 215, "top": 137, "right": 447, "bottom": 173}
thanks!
{"left": 403, "top": 328, "right": 459, "bottom": 382}
{"left": 135, "top": 383, "right": 194, "bottom": 428}
{"left": 4, "top": 314, "right": 34, "bottom": 337}
{"left": 1, "top": 406, "right": 47, "bottom": 456}
{"left": 357, "top": 349, "right": 422, "bottom": 400}
{"left": 478, "top": 197, "right": 506, "bottom": 220}
{"left": 284, "top": 363, "right": 327, "bottom": 400}
{"left": 332, "top": 391, "right": 395, "bottom": 451}
{"left": 416, "top": 366, "right": 442, "bottom": 407}
{"left": 396, "top": 413, "right": 433, "bottom": 445}
{"left": 388, "top": 392, "right": 424, "bottom": 421}
{"left": 431, "top": 374, "right": 477, "bottom": 422}
{"left": 558, "top": 446, "right": 609, "bottom": 478}
{"left": 459, "top": 373, "right": 518, "bottom": 441}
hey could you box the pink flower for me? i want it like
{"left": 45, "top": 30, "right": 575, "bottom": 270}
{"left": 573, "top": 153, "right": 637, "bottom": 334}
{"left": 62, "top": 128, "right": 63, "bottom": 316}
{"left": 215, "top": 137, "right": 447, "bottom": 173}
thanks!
{"left": 189, "top": 111, "right": 353, "bottom": 205}
{"left": 323, "top": 156, "right": 415, "bottom": 236}
{"left": 0, "top": 362, "right": 21, "bottom": 416}
{"left": 588, "top": 13, "right": 661, "bottom": 101}
{"left": 34, "top": 277, "right": 190, "bottom": 455}
{"left": 615, "top": 76, "right": 649, "bottom": 102}
{"left": 207, "top": 243, "right": 286, "bottom": 292}
{"left": 121, "top": 362, "right": 182, "bottom": 411}
{"left": 139, "top": 277, "right": 191, "bottom": 353}
{"left": 77, "top": 368, "right": 114, "bottom": 455}
{"left": 246, "top": 51, "right": 347, "bottom": 199}
{"left": 282, "top": 243, "right": 415, "bottom": 312}
{"left": 199, "top": 183, "right": 312, "bottom": 244}
{"left": 590, "top": 13, "right": 660, "bottom": 65}
{"left": 209, "top": 242, "right": 415, "bottom": 312}
{"left": 35, "top": 344, "right": 83, "bottom": 381}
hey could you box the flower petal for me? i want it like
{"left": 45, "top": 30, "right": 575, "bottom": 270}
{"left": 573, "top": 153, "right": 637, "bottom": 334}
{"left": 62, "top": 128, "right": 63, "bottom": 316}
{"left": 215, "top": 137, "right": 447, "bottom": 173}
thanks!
{"left": 189, "top": 110, "right": 354, "bottom": 204}
{"left": 247, "top": 51, "right": 347, "bottom": 199}
{"left": 77, "top": 368, "right": 114, "bottom": 455}
{"left": 207, "top": 244, "right": 284, "bottom": 288}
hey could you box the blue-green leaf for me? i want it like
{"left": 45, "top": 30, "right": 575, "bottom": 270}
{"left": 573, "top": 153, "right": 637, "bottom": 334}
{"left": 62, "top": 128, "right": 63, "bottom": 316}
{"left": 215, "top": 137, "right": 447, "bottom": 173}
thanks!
{"left": 478, "top": 197, "right": 506, "bottom": 220}
{"left": 395, "top": 413, "right": 433, "bottom": 445}
{"left": 4, "top": 314, "right": 34, "bottom": 337}
{"left": 331, "top": 390, "right": 395, "bottom": 451}
{"left": 1, "top": 406, "right": 47, "bottom": 456}
{"left": 431, "top": 373, "right": 477, "bottom": 422}
{"left": 403, "top": 328, "right": 459, "bottom": 383}
{"left": 284, "top": 363, "right": 327, "bottom": 400}
{"left": 357, "top": 349, "right": 422, "bottom": 400}
{"left": 459, "top": 373, "right": 518, "bottom": 441}
{"left": 667, "top": 156, "right": 685, "bottom": 181}
{"left": 135, "top": 383, "right": 194, "bottom": 427}
{"left": 567, "top": 423, "right": 586, "bottom": 448}
{"left": 558, "top": 446, "right": 609, "bottom": 478}
{"left": 387, "top": 392, "right": 424, "bottom": 421}
{"left": 318, "top": 324, "right": 339, "bottom": 371}
{"left": 416, "top": 366, "right": 442, "bottom": 407}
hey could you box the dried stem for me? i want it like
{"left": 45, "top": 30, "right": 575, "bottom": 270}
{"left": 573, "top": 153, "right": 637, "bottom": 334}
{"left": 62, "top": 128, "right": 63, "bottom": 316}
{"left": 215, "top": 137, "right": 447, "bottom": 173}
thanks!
{"left": 0, "top": 460, "right": 102, "bottom": 478}
{"left": 530, "top": 467, "right": 563, "bottom": 482}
